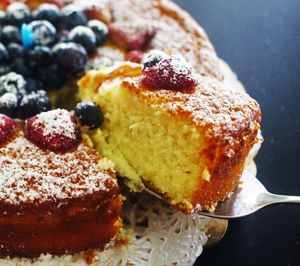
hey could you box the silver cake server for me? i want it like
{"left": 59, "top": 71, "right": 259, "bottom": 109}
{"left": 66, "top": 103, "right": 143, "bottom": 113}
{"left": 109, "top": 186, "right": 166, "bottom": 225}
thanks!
{"left": 145, "top": 170, "right": 300, "bottom": 219}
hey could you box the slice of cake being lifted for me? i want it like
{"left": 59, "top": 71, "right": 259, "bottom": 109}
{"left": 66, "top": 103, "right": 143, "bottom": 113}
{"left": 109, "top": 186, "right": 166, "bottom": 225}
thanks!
{"left": 78, "top": 54, "right": 261, "bottom": 213}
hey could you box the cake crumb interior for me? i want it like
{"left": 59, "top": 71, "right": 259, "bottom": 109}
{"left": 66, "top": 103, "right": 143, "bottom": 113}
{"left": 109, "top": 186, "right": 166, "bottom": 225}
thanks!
{"left": 80, "top": 78, "right": 208, "bottom": 209}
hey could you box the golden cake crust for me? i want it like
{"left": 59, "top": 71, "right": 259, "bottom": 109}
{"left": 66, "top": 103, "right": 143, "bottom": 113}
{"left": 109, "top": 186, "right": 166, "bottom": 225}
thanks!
{"left": 0, "top": 123, "right": 122, "bottom": 257}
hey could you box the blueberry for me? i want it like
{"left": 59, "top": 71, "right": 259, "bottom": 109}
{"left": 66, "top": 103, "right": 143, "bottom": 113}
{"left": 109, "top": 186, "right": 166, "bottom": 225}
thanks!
{"left": 6, "top": 43, "right": 24, "bottom": 59}
{"left": 38, "top": 63, "right": 66, "bottom": 90}
{"left": 11, "top": 57, "right": 31, "bottom": 78}
{"left": 25, "top": 78, "right": 42, "bottom": 93}
{"left": 1, "top": 25, "right": 22, "bottom": 44}
{"left": 60, "top": 5, "right": 88, "bottom": 30}
{"left": 28, "top": 20, "right": 57, "bottom": 46}
{"left": 0, "top": 65, "right": 11, "bottom": 76}
{"left": 57, "top": 30, "right": 70, "bottom": 43}
{"left": 75, "top": 102, "right": 104, "bottom": 129}
{"left": 5, "top": 3, "right": 32, "bottom": 27}
{"left": 0, "top": 43, "right": 9, "bottom": 63}
{"left": 52, "top": 42, "right": 88, "bottom": 76}
{"left": 69, "top": 26, "right": 96, "bottom": 54}
{"left": 142, "top": 50, "right": 168, "bottom": 70}
{"left": 88, "top": 20, "right": 108, "bottom": 46}
{"left": 33, "top": 4, "right": 61, "bottom": 27}
{"left": 0, "top": 92, "right": 18, "bottom": 117}
{"left": 19, "top": 90, "right": 52, "bottom": 119}
{"left": 26, "top": 45, "right": 52, "bottom": 68}
{"left": 0, "top": 10, "right": 5, "bottom": 26}
{"left": 0, "top": 72, "right": 26, "bottom": 96}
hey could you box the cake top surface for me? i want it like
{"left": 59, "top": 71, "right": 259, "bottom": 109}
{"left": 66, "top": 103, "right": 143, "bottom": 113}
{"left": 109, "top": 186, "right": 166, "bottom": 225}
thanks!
{"left": 108, "top": 0, "right": 222, "bottom": 80}
{"left": 79, "top": 62, "right": 260, "bottom": 158}
{"left": 0, "top": 126, "right": 117, "bottom": 206}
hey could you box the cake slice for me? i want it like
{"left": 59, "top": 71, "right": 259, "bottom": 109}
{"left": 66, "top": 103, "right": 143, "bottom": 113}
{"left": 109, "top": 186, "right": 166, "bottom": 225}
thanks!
{"left": 78, "top": 57, "right": 261, "bottom": 213}
{"left": 0, "top": 111, "right": 122, "bottom": 258}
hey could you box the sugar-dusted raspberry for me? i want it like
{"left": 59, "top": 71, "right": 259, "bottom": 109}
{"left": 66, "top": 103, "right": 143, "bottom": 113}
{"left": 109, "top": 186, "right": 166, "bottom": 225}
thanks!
{"left": 25, "top": 109, "right": 81, "bottom": 152}
{"left": 0, "top": 114, "right": 16, "bottom": 145}
{"left": 108, "top": 21, "right": 156, "bottom": 50}
{"left": 141, "top": 55, "right": 198, "bottom": 91}
{"left": 126, "top": 50, "right": 144, "bottom": 63}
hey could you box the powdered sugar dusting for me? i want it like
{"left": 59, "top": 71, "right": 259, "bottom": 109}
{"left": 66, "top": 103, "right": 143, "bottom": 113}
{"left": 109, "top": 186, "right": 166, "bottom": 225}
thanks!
{"left": 161, "top": 55, "right": 194, "bottom": 83}
{"left": 109, "top": 0, "right": 223, "bottom": 81}
{"left": 32, "top": 109, "right": 76, "bottom": 140}
{"left": 0, "top": 131, "right": 117, "bottom": 205}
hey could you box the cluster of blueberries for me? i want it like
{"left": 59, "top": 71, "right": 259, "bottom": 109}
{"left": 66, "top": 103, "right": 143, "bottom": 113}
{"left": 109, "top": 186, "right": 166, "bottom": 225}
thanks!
{"left": 0, "top": 2, "right": 108, "bottom": 120}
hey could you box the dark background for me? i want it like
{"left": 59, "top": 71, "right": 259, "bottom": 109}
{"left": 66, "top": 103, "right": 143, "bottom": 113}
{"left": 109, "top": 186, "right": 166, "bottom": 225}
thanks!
{"left": 173, "top": 1, "right": 300, "bottom": 266}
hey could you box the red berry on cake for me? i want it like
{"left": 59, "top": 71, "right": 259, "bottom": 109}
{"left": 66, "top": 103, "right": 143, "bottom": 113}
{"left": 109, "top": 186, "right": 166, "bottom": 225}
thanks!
{"left": 25, "top": 109, "right": 81, "bottom": 152}
{"left": 126, "top": 50, "right": 144, "bottom": 63}
{"left": 141, "top": 55, "right": 198, "bottom": 91}
{"left": 108, "top": 21, "right": 156, "bottom": 50}
{"left": 0, "top": 114, "right": 16, "bottom": 145}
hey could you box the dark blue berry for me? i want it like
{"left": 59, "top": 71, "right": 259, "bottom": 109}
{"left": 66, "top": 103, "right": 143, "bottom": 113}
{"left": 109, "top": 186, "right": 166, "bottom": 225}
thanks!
{"left": 57, "top": 30, "right": 70, "bottom": 43}
{"left": 0, "top": 65, "right": 11, "bottom": 76}
{"left": 25, "top": 78, "right": 42, "bottom": 93}
{"left": 6, "top": 43, "right": 24, "bottom": 59}
{"left": 28, "top": 20, "right": 57, "bottom": 46}
{"left": 0, "top": 72, "right": 26, "bottom": 96}
{"left": 19, "top": 90, "right": 52, "bottom": 119}
{"left": 33, "top": 4, "right": 61, "bottom": 27}
{"left": 11, "top": 57, "right": 31, "bottom": 78}
{"left": 0, "top": 92, "right": 18, "bottom": 117}
{"left": 38, "top": 64, "right": 66, "bottom": 90}
{"left": 1, "top": 25, "right": 22, "bottom": 44}
{"left": 5, "top": 3, "right": 32, "bottom": 27}
{"left": 26, "top": 45, "right": 52, "bottom": 68}
{"left": 52, "top": 42, "right": 88, "bottom": 76}
{"left": 69, "top": 26, "right": 96, "bottom": 54}
{"left": 143, "top": 50, "right": 168, "bottom": 70}
{"left": 60, "top": 5, "right": 88, "bottom": 30}
{"left": 0, "top": 43, "right": 9, "bottom": 63}
{"left": 88, "top": 20, "right": 108, "bottom": 46}
{"left": 0, "top": 10, "right": 5, "bottom": 26}
{"left": 75, "top": 102, "right": 104, "bottom": 129}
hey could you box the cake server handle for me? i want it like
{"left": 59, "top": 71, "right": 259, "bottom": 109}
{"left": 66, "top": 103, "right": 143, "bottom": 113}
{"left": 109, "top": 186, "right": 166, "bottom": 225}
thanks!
{"left": 257, "top": 193, "right": 300, "bottom": 206}
{"left": 198, "top": 171, "right": 300, "bottom": 219}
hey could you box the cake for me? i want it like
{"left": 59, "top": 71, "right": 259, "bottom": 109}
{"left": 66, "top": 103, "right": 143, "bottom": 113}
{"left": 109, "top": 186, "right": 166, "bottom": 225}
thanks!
{"left": 0, "top": 0, "right": 262, "bottom": 260}
{"left": 78, "top": 60, "right": 260, "bottom": 213}
{"left": 0, "top": 111, "right": 122, "bottom": 258}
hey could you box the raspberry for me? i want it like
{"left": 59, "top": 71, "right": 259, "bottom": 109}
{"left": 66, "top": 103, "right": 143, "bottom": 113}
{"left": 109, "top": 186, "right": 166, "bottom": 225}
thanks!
{"left": 141, "top": 55, "right": 198, "bottom": 91}
{"left": 25, "top": 109, "right": 81, "bottom": 152}
{"left": 108, "top": 22, "right": 156, "bottom": 50}
{"left": 0, "top": 114, "right": 16, "bottom": 145}
{"left": 126, "top": 50, "right": 144, "bottom": 63}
